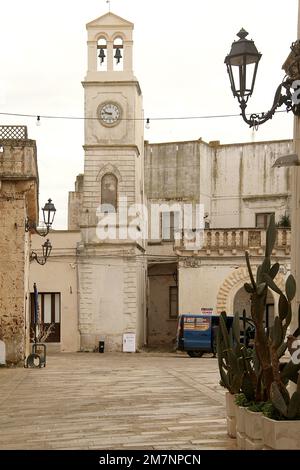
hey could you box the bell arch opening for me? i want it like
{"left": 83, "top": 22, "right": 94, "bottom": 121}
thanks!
{"left": 97, "top": 37, "right": 107, "bottom": 71}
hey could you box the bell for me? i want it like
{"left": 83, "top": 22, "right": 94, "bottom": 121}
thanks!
{"left": 114, "top": 47, "right": 122, "bottom": 64}
{"left": 98, "top": 48, "right": 106, "bottom": 63}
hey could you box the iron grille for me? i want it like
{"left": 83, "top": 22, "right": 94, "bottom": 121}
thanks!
{"left": 0, "top": 126, "right": 28, "bottom": 140}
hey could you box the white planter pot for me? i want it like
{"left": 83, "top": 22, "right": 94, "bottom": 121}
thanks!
{"left": 262, "top": 416, "right": 300, "bottom": 450}
{"left": 0, "top": 340, "right": 5, "bottom": 365}
{"left": 236, "top": 406, "right": 247, "bottom": 449}
{"left": 244, "top": 410, "right": 263, "bottom": 450}
{"left": 225, "top": 392, "right": 237, "bottom": 438}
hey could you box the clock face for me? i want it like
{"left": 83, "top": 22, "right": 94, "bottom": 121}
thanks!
{"left": 99, "top": 103, "right": 121, "bottom": 125}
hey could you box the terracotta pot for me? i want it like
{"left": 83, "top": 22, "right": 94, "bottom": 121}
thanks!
{"left": 262, "top": 416, "right": 300, "bottom": 450}
{"left": 225, "top": 392, "right": 237, "bottom": 438}
{"left": 244, "top": 409, "right": 263, "bottom": 450}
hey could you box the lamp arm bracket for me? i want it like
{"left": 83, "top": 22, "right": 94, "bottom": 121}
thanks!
{"left": 30, "top": 251, "right": 47, "bottom": 265}
{"left": 239, "top": 79, "right": 300, "bottom": 129}
{"left": 25, "top": 219, "right": 49, "bottom": 237}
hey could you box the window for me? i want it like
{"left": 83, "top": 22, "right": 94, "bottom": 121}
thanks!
{"left": 255, "top": 212, "right": 275, "bottom": 229}
{"left": 30, "top": 293, "right": 61, "bottom": 343}
{"left": 169, "top": 286, "right": 178, "bottom": 319}
{"left": 101, "top": 173, "right": 117, "bottom": 212}
{"left": 161, "top": 211, "right": 180, "bottom": 240}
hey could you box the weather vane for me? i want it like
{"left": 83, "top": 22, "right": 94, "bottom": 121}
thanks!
{"left": 106, "top": 0, "right": 111, "bottom": 12}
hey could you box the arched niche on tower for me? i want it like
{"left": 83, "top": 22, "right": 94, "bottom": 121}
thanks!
{"left": 100, "top": 173, "right": 118, "bottom": 213}
{"left": 97, "top": 164, "right": 122, "bottom": 213}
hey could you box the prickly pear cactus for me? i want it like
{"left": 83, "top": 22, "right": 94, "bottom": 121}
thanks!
{"left": 217, "top": 311, "right": 255, "bottom": 399}
{"left": 243, "top": 214, "right": 299, "bottom": 399}
{"left": 271, "top": 375, "right": 300, "bottom": 420}
{"left": 217, "top": 312, "right": 243, "bottom": 394}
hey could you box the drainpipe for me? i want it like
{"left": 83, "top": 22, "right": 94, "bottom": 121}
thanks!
{"left": 291, "top": 0, "right": 300, "bottom": 333}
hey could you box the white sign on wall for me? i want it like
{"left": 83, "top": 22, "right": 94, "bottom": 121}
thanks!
{"left": 201, "top": 307, "right": 214, "bottom": 315}
{"left": 0, "top": 340, "right": 6, "bottom": 365}
{"left": 123, "top": 333, "right": 136, "bottom": 353}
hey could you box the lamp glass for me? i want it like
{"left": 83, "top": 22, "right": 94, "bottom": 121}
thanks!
{"left": 225, "top": 29, "right": 261, "bottom": 100}
{"left": 42, "top": 199, "right": 56, "bottom": 227}
{"left": 42, "top": 239, "right": 52, "bottom": 259}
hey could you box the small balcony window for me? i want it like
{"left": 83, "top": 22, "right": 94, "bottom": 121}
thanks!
{"left": 255, "top": 212, "right": 275, "bottom": 229}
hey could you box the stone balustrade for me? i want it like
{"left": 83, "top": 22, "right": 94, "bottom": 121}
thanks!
{"left": 174, "top": 228, "right": 291, "bottom": 255}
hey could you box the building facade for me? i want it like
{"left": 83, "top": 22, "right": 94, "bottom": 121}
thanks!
{"left": 0, "top": 126, "right": 38, "bottom": 364}
{"left": 29, "top": 12, "right": 292, "bottom": 353}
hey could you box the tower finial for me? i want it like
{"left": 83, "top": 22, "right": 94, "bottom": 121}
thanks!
{"left": 106, "top": 0, "right": 111, "bottom": 12}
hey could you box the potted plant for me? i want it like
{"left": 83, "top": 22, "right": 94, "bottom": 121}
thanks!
{"left": 217, "top": 311, "right": 256, "bottom": 439}
{"left": 217, "top": 214, "right": 300, "bottom": 449}
{"left": 261, "top": 374, "right": 300, "bottom": 449}
{"left": 243, "top": 215, "right": 300, "bottom": 449}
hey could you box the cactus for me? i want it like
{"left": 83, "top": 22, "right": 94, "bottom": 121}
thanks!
{"left": 217, "top": 311, "right": 256, "bottom": 399}
{"left": 271, "top": 375, "right": 300, "bottom": 420}
{"left": 217, "top": 214, "right": 300, "bottom": 411}
{"left": 217, "top": 312, "right": 243, "bottom": 394}
{"left": 243, "top": 214, "right": 300, "bottom": 400}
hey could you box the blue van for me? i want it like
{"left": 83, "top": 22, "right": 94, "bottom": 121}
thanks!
{"left": 176, "top": 314, "right": 225, "bottom": 357}
{"left": 176, "top": 313, "right": 254, "bottom": 357}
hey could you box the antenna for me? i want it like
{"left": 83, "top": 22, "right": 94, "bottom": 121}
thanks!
{"left": 106, "top": 0, "right": 111, "bottom": 12}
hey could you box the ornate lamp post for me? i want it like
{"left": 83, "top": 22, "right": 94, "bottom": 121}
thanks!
{"left": 30, "top": 239, "right": 52, "bottom": 266}
{"left": 225, "top": 29, "right": 300, "bottom": 128}
{"left": 25, "top": 199, "right": 56, "bottom": 237}
{"left": 26, "top": 199, "right": 56, "bottom": 265}
{"left": 225, "top": 7, "right": 300, "bottom": 331}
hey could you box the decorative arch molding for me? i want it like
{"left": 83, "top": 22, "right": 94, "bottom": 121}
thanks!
{"left": 95, "top": 32, "right": 110, "bottom": 42}
{"left": 112, "top": 32, "right": 126, "bottom": 42}
{"left": 96, "top": 163, "right": 122, "bottom": 183}
{"left": 216, "top": 266, "right": 285, "bottom": 314}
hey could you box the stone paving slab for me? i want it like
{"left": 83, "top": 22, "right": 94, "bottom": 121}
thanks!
{"left": 0, "top": 352, "right": 236, "bottom": 450}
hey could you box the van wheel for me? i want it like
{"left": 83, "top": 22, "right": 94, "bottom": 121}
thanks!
{"left": 212, "top": 338, "right": 217, "bottom": 357}
{"left": 187, "top": 351, "right": 204, "bottom": 358}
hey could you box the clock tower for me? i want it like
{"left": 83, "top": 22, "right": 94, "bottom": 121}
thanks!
{"left": 77, "top": 12, "right": 146, "bottom": 352}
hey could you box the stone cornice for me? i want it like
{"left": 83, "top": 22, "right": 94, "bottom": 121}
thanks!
{"left": 242, "top": 193, "right": 290, "bottom": 201}
{"left": 82, "top": 80, "right": 142, "bottom": 95}
{"left": 83, "top": 144, "right": 140, "bottom": 156}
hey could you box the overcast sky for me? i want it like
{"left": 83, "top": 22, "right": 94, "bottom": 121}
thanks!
{"left": 0, "top": 0, "right": 298, "bottom": 228}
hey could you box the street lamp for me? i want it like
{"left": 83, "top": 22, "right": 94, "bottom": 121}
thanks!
{"left": 25, "top": 199, "right": 56, "bottom": 237}
{"left": 225, "top": 29, "right": 300, "bottom": 128}
{"left": 30, "top": 239, "right": 52, "bottom": 265}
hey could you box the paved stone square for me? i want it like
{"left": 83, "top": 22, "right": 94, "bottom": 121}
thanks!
{"left": 0, "top": 352, "right": 236, "bottom": 450}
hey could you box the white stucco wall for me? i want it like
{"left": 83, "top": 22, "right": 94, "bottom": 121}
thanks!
{"left": 211, "top": 140, "right": 292, "bottom": 228}
{"left": 179, "top": 263, "right": 233, "bottom": 315}
{"left": 29, "top": 231, "right": 81, "bottom": 352}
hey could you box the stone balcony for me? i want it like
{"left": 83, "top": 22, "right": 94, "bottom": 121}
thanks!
{"left": 174, "top": 228, "right": 291, "bottom": 257}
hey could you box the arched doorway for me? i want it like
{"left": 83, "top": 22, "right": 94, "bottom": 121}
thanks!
{"left": 233, "top": 286, "right": 275, "bottom": 327}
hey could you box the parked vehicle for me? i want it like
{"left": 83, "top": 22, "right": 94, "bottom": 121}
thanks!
{"left": 176, "top": 313, "right": 255, "bottom": 357}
